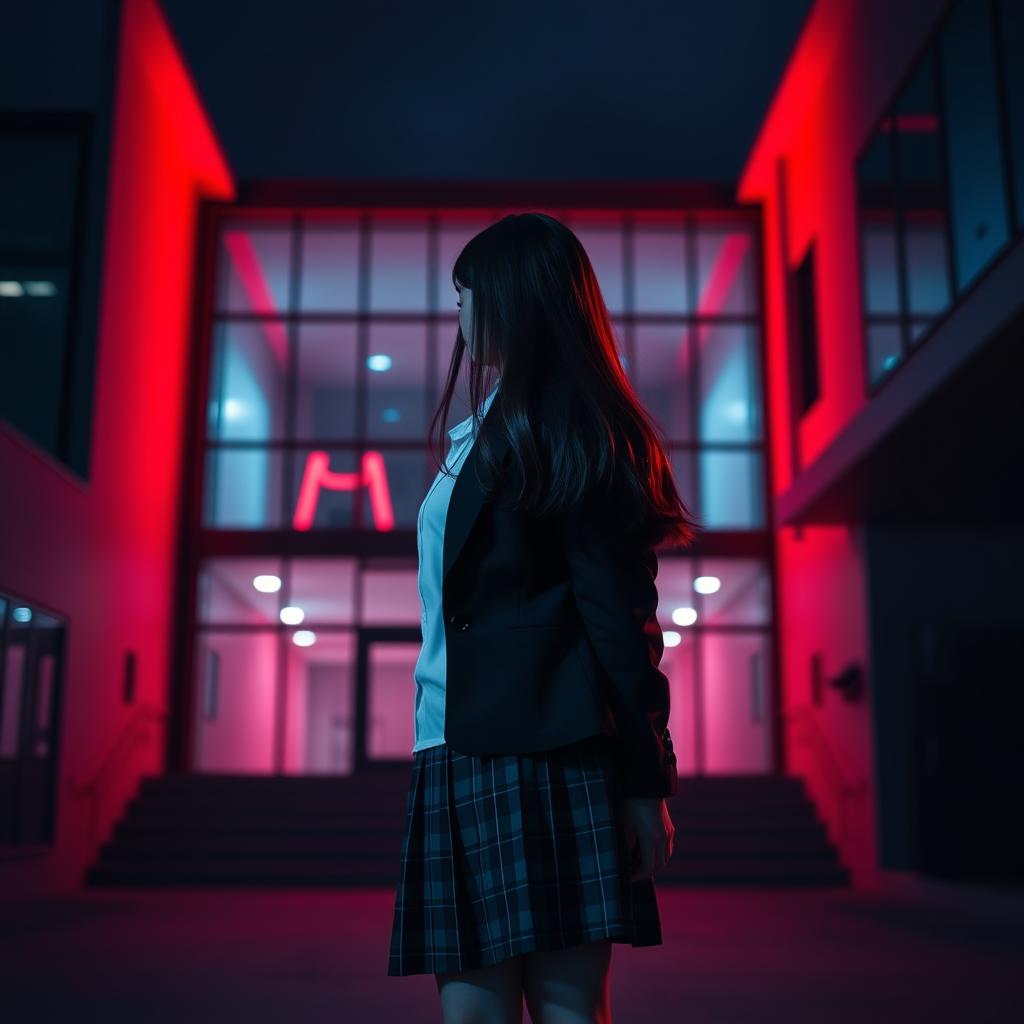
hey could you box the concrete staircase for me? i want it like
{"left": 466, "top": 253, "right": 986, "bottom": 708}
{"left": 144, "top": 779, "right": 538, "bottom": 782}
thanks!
{"left": 658, "top": 774, "right": 851, "bottom": 886}
{"left": 85, "top": 770, "right": 849, "bottom": 888}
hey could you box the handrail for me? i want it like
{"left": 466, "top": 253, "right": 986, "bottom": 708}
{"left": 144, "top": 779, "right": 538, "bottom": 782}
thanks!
{"left": 66, "top": 701, "right": 170, "bottom": 847}
{"left": 781, "top": 704, "right": 870, "bottom": 850}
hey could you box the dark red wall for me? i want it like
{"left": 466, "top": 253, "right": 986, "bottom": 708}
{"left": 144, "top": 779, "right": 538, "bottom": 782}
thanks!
{"left": 0, "top": 0, "right": 234, "bottom": 898}
{"left": 737, "top": 0, "right": 949, "bottom": 887}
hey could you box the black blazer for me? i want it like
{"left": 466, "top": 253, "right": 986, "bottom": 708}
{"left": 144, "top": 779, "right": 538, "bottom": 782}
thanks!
{"left": 438, "top": 392, "right": 678, "bottom": 799}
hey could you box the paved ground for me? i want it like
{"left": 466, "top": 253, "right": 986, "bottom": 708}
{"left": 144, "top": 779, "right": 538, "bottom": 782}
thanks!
{"left": 1, "top": 885, "right": 1022, "bottom": 1022}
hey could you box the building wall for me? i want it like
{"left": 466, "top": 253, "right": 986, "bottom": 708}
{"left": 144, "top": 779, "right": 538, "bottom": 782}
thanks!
{"left": 738, "top": 0, "right": 951, "bottom": 888}
{"left": 0, "top": 0, "right": 234, "bottom": 898}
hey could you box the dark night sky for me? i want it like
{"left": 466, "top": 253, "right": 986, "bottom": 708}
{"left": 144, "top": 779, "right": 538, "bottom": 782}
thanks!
{"left": 2, "top": 0, "right": 814, "bottom": 185}
{"left": 158, "top": 0, "right": 813, "bottom": 184}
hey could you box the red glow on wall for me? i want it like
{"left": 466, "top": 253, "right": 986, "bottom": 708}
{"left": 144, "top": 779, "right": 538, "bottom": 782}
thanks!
{"left": 293, "top": 450, "right": 395, "bottom": 531}
{"left": 0, "top": 0, "right": 235, "bottom": 893}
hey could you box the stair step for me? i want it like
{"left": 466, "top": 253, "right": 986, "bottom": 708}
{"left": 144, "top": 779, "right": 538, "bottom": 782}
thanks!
{"left": 119, "top": 812, "right": 407, "bottom": 834}
{"left": 114, "top": 820, "right": 404, "bottom": 841}
{"left": 659, "top": 860, "right": 851, "bottom": 883}
{"left": 85, "top": 862, "right": 401, "bottom": 886}
{"left": 88, "top": 772, "right": 850, "bottom": 890}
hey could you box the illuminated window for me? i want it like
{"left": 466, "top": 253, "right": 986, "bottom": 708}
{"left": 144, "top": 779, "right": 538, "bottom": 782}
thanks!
{"left": 855, "top": 0, "right": 1023, "bottom": 391}
{"left": 192, "top": 203, "right": 771, "bottom": 776}
{"left": 0, "top": 113, "right": 92, "bottom": 473}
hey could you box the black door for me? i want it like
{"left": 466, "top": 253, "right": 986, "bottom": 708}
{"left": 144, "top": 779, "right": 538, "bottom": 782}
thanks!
{"left": 0, "top": 596, "right": 66, "bottom": 845}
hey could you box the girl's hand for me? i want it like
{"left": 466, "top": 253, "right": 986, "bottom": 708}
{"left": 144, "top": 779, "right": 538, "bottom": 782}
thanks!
{"left": 622, "top": 797, "right": 675, "bottom": 882}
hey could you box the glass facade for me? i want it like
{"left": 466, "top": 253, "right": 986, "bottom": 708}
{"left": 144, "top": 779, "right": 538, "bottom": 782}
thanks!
{"left": 855, "top": 0, "right": 1023, "bottom": 390}
{"left": 191, "top": 205, "right": 773, "bottom": 776}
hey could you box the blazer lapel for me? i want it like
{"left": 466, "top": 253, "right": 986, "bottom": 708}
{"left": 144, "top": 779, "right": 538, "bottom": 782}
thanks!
{"left": 442, "top": 399, "right": 511, "bottom": 584}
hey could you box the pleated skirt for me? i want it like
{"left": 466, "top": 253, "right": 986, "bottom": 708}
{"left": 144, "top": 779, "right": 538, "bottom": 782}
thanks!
{"left": 387, "top": 732, "right": 663, "bottom": 977}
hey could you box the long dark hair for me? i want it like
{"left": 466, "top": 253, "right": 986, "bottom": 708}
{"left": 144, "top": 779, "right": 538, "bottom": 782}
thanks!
{"left": 429, "top": 212, "right": 701, "bottom": 550}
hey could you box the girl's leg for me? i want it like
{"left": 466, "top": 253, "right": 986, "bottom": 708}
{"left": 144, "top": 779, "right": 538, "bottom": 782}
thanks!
{"left": 435, "top": 954, "right": 525, "bottom": 1024}
{"left": 521, "top": 939, "right": 613, "bottom": 1024}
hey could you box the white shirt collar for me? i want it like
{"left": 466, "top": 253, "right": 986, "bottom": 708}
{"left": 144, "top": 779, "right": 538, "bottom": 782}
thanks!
{"left": 447, "top": 378, "right": 501, "bottom": 441}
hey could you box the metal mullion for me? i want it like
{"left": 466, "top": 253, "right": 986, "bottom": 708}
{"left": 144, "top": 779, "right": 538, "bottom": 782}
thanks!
{"left": 355, "top": 211, "right": 372, "bottom": 534}
{"left": 281, "top": 213, "right": 302, "bottom": 533}
{"left": 684, "top": 211, "right": 702, "bottom": 524}
{"left": 425, "top": 212, "right": 440, "bottom": 496}
{"left": 683, "top": 211, "right": 707, "bottom": 775}
{"left": 623, "top": 212, "right": 635, "bottom": 377}
{"left": 889, "top": 112, "right": 912, "bottom": 361}
{"left": 988, "top": 0, "right": 1020, "bottom": 238}
{"left": 270, "top": 213, "right": 302, "bottom": 772}
{"left": 930, "top": 34, "right": 959, "bottom": 304}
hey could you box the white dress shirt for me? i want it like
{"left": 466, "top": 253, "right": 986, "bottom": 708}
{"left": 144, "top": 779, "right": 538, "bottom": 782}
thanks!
{"left": 412, "top": 378, "right": 502, "bottom": 753}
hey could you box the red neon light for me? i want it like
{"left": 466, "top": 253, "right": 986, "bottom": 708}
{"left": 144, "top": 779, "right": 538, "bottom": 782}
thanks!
{"left": 293, "top": 450, "right": 395, "bottom": 531}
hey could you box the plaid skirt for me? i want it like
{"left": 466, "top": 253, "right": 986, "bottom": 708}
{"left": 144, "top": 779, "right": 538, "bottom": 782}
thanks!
{"left": 387, "top": 732, "right": 663, "bottom": 976}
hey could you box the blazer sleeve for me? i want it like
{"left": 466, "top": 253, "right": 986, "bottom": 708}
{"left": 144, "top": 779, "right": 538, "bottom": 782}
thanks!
{"left": 558, "top": 493, "right": 678, "bottom": 798}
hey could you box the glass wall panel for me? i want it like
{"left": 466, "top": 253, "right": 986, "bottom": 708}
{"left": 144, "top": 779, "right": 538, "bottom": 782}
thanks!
{"left": 893, "top": 50, "right": 952, "bottom": 324}
{"left": 939, "top": 0, "right": 1010, "bottom": 290}
{"left": 695, "top": 223, "right": 757, "bottom": 314}
{"left": 368, "top": 221, "right": 429, "bottom": 311}
{"left": 215, "top": 222, "right": 293, "bottom": 314}
{"left": 295, "top": 322, "right": 359, "bottom": 440}
{"left": 669, "top": 449, "right": 697, "bottom": 527}
{"left": 375, "top": 449, "right": 431, "bottom": 531}
{"left": 207, "top": 321, "right": 288, "bottom": 441}
{"left": 866, "top": 323, "right": 902, "bottom": 383}
{"left": 360, "top": 565, "right": 421, "bottom": 626}
{"left": 861, "top": 220, "right": 901, "bottom": 315}
{"left": 289, "top": 448, "right": 359, "bottom": 530}
{"left": 290, "top": 558, "right": 358, "bottom": 625}
{"left": 697, "top": 558, "right": 771, "bottom": 626}
{"left": 903, "top": 218, "right": 951, "bottom": 319}
{"left": 698, "top": 324, "right": 762, "bottom": 443}
{"left": 0, "top": 264, "right": 70, "bottom": 458}
{"left": 195, "top": 207, "right": 770, "bottom": 778}
{"left": 0, "top": 124, "right": 98, "bottom": 470}
{"left": 365, "top": 322, "right": 430, "bottom": 439}
{"left": 299, "top": 221, "right": 360, "bottom": 312}
{"left": 197, "top": 557, "right": 284, "bottom": 625}
{"left": 998, "top": 0, "right": 1024, "bottom": 229}
{"left": 855, "top": 0, "right": 1024, "bottom": 390}
{"left": 699, "top": 450, "right": 763, "bottom": 529}
{"left": 633, "top": 220, "right": 690, "bottom": 313}
{"left": 632, "top": 323, "right": 693, "bottom": 441}
{"left": 204, "top": 449, "right": 283, "bottom": 529}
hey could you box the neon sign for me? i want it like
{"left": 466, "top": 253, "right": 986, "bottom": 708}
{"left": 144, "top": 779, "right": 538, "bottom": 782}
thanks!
{"left": 293, "top": 450, "right": 395, "bottom": 531}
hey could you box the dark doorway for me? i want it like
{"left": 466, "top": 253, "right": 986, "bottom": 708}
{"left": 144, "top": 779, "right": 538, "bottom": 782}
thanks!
{"left": 911, "top": 621, "right": 1024, "bottom": 882}
{"left": 0, "top": 593, "right": 66, "bottom": 846}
